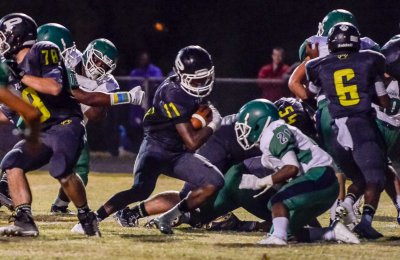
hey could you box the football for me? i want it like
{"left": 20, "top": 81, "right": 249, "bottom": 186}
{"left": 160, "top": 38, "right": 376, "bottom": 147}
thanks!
{"left": 191, "top": 104, "right": 212, "bottom": 129}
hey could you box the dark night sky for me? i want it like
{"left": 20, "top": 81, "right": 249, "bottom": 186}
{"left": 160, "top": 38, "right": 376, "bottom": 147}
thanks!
{"left": 0, "top": 0, "right": 399, "bottom": 77}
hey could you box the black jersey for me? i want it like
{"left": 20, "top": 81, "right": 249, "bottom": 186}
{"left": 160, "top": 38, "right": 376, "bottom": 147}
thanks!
{"left": 306, "top": 50, "right": 385, "bottom": 118}
{"left": 143, "top": 76, "right": 204, "bottom": 151}
{"left": 16, "top": 41, "right": 82, "bottom": 129}
{"left": 274, "top": 97, "right": 317, "bottom": 140}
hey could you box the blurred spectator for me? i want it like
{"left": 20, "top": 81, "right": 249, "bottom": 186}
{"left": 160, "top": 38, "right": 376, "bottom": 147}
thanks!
{"left": 257, "top": 47, "right": 290, "bottom": 102}
{"left": 118, "top": 51, "right": 163, "bottom": 154}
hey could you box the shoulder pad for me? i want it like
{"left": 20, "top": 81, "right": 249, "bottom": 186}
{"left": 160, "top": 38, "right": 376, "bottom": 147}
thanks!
{"left": 360, "top": 37, "right": 381, "bottom": 52}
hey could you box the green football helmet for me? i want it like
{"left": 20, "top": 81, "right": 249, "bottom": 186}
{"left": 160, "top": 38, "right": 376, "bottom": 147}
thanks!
{"left": 317, "top": 9, "right": 359, "bottom": 36}
{"left": 37, "top": 23, "right": 74, "bottom": 58}
{"left": 82, "top": 38, "right": 118, "bottom": 80}
{"left": 235, "top": 99, "right": 280, "bottom": 150}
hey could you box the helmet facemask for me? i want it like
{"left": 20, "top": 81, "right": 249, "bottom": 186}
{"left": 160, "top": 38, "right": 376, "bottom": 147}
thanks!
{"left": 61, "top": 41, "right": 79, "bottom": 69}
{"left": 84, "top": 47, "right": 116, "bottom": 81}
{"left": 0, "top": 31, "right": 11, "bottom": 56}
{"left": 235, "top": 113, "right": 271, "bottom": 150}
{"left": 175, "top": 66, "right": 215, "bottom": 98}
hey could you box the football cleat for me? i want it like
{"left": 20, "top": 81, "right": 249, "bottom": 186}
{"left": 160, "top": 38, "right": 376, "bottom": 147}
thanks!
{"left": 0, "top": 192, "right": 13, "bottom": 211}
{"left": 353, "top": 223, "right": 383, "bottom": 239}
{"left": 71, "top": 223, "right": 85, "bottom": 234}
{"left": 396, "top": 205, "right": 400, "bottom": 225}
{"left": 77, "top": 211, "right": 101, "bottom": 237}
{"left": 331, "top": 220, "right": 360, "bottom": 244}
{"left": 258, "top": 235, "right": 287, "bottom": 245}
{"left": 113, "top": 207, "right": 139, "bottom": 227}
{"left": 152, "top": 217, "right": 173, "bottom": 235}
{"left": 336, "top": 202, "right": 357, "bottom": 229}
{"left": 50, "top": 204, "right": 74, "bottom": 215}
{"left": 0, "top": 210, "right": 38, "bottom": 237}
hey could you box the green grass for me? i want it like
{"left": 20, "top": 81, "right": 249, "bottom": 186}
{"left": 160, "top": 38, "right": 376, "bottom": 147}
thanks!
{"left": 0, "top": 171, "right": 400, "bottom": 259}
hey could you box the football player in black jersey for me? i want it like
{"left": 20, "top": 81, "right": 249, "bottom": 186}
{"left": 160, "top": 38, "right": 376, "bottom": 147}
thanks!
{"left": 0, "top": 13, "right": 99, "bottom": 237}
{"left": 306, "top": 23, "right": 390, "bottom": 239}
{"left": 89, "top": 45, "right": 224, "bottom": 235}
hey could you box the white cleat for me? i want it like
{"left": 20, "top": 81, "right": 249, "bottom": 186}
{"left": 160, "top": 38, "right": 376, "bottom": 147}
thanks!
{"left": 71, "top": 223, "right": 85, "bottom": 234}
{"left": 331, "top": 221, "right": 360, "bottom": 244}
{"left": 258, "top": 235, "right": 287, "bottom": 246}
{"left": 336, "top": 202, "right": 357, "bottom": 229}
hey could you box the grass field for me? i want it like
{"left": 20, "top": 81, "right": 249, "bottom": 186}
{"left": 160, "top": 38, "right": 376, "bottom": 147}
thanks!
{"left": 0, "top": 171, "right": 400, "bottom": 259}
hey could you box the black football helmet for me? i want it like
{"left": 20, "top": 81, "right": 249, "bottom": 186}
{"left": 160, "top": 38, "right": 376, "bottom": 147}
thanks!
{"left": 327, "top": 22, "right": 360, "bottom": 53}
{"left": 173, "top": 45, "right": 214, "bottom": 98}
{"left": 0, "top": 13, "right": 37, "bottom": 58}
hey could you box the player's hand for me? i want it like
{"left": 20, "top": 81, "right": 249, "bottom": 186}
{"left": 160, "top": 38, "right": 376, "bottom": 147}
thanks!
{"left": 129, "top": 86, "right": 145, "bottom": 105}
{"left": 221, "top": 114, "right": 236, "bottom": 126}
{"left": 66, "top": 68, "right": 79, "bottom": 90}
{"left": 306, "top": 42, "right": 319, "bottom": 59}
{"left": 207, "top": 104, "right": 222, "bottom": 132}
{"left": 239, "top": 174, "right": 273, "bottom": 190}
{"left": 6, "top": 60, "right": 25, "bottom": 81}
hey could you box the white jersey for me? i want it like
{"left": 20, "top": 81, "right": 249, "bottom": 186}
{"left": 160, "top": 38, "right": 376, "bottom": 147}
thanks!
{"left": 65, "top": 48, "right": 120, "bottom": 124}
{"left": 373, "top": 79, "right": 400, "bottom": 126}
{"left": 259, "top": 119, "right": 333, "bottom": 175}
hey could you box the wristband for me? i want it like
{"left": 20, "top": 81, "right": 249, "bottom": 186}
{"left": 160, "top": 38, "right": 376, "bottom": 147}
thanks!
{"left": 110, "top": 92, "right": 131, "bottom": 105}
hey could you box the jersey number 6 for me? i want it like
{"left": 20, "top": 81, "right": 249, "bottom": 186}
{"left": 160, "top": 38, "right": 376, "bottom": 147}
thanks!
{"left": 333, "top": 68, "right": 360, "bottom": 107}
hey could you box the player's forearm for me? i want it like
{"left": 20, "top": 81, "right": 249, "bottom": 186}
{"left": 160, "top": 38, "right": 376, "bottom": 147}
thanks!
{"left": 271, "top": 165, "right": 299, "bottom": 184}
{"left": 72, "top": 88, "right": 111, "bottom": 107}
{"left": 185, "top": 129, "right": 213, "bottom": 152}
{"left": 288, "top": 61, "right": 309, "bottom": 100}
{"left": 21, "top": 75, "right": 62, "bottom": 96}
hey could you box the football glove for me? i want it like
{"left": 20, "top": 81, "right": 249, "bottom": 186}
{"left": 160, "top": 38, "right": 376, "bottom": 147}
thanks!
{"left": 239, "top": 174, "right": 273, "bottom": 198}
{"left": 207, "top": 104, "right": 222, "bottom": 132}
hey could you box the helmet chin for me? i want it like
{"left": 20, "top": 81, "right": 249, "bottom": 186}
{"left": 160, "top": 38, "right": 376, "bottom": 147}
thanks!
{"left": 178, "top": 66, "right": 214, "bottom": 98}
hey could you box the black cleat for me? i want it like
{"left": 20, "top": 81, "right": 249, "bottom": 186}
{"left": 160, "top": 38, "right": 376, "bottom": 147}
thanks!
{"left": 0, "top": 210, "right": 39, "bottom": 237}
{"left": 113, "top": 207, "right": 139, "bottom": 227}
{"left": 152, "top": 217, "right": 173, "bottom": 235}
{"left": 77, "top": 211, "right": 101, "bottom": 237}
{"left": 353, "top": 223, "right": 383, "bottom": 239}
{"left": 0, "top": 192, "right": 13, "bottom": 211}
{"left": 50, "top": 204, "right": 74, "bottom": 215}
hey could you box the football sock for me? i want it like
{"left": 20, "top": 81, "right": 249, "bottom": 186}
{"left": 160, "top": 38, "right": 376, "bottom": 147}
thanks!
{"left": 77, "top": 203, "right": 90, "bottom": 214}
{"left": 343, "top": 193, "right": 356, "bottom": 206}
{"left": 307, "top": 227, "right": 333, "bottom": 241}
{"left": 15, "top": 203, "right": 32, "bottom": 215}
{"left": 395, "top": 195, "right": 400, "bottom": 210}
{"left": 131, "top": 202, "right": 149, "bottom": 219}
{"left": 271, "top": 217, "right": 288, "bottom": 241}
{"left": 159, "top": 203, "right": 184, "bottom": 223}
{"left": 177, "top": 199, "right": 190, "bottom": 212}
{"left": 53, "top": 196, "right": 70, "bottom": 207}
{"left": 330, "top": 199, "right": 342, "bottom": 221}
{"left": 96, "top": 206, "right": 108, "bottom": 221}
{"left": 360, "top": 204, "right": 375, "bottom": 226}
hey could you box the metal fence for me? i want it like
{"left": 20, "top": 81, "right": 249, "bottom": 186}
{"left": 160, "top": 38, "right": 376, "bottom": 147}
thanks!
{"left": 0, "top": 77, "right": 288, "bottom": 162}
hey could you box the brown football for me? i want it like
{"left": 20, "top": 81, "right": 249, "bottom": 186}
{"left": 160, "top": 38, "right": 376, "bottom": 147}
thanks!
{"left": 191, "top": 105, "right": 212, "bottom": 129}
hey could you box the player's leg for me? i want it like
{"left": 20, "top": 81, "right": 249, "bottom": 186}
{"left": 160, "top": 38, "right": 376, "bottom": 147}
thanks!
{"left": 0, "top": 139, "right": 52, "bottom": 237}
{"left": 51, "top": 141, "right": 90, "bottom": 214}
{"left": 48, "top": 118, "right": 99, "bottom": 236}
{"left": 153, "top": 153, "right": 224, "bottom": 234}
{"left": 95, "top": 138, "right": 167, "bottom": 222}
{"left": 345, "top": 117, "right": 386, "bottom": 239}
{"left": 259, "top": 167, "right": 339, "bottom": 245}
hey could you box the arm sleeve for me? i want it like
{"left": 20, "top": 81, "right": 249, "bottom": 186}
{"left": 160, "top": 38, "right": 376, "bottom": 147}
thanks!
{"left": 374, "top": 77, "right": 387, "bottom": 97}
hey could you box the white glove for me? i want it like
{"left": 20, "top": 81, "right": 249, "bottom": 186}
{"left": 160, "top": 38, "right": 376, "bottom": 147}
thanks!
{"left": 207, "top": 104, "right": 222, "bottom": 132}
{"left": 221, "top": 114, "right": 237, "bottom": 126}
{"left": 128, "top": 86, "right": 145, "bottom": 105}
{"left": 239, "top": 174, "right": 273, "bottom": 191}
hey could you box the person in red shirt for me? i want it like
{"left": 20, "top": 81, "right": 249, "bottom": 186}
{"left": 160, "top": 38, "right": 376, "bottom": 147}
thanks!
{"left": 257, "top": 47, "right": 290, "bottom": 101}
